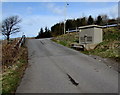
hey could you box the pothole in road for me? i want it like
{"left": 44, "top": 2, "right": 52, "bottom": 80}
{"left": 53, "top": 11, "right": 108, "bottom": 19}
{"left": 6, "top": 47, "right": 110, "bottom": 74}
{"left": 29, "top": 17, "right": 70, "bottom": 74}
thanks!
{"left": 67, "top": 74, "right": 79, "bottom": 86}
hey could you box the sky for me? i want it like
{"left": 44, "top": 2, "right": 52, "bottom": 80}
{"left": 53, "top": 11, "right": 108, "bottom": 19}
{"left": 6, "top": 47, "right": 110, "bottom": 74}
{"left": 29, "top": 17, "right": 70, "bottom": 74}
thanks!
{"left": 1, "top": 1, "right": 119, "bottom": 38}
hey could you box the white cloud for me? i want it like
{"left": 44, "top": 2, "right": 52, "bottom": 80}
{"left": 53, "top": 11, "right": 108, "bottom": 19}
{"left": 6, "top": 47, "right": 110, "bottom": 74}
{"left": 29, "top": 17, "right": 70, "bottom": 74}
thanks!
{"left": 81, "top": 4, "right": 118, "bottom": 19}
{"left": 26, "top": 7, "right": 33, "bottom": 14}
{"left": 46, "top": 3, "right": 64, "bottom": 15}
{"left": 18, "top": 15, "right": 64, "bottom": 37}
{"left": 100, "top": 4, "right": 118, "bottom": 18}
{"left": 109, "top": 5, "right": 118, "bottom": 18}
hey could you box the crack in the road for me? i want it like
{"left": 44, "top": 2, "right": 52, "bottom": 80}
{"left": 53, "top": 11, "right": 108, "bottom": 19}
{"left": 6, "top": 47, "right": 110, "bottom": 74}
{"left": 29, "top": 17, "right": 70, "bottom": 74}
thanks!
{"left": 67, "top": 74, "right": 79, "bottom": 86}
{"left": 47, "top": 56, "right": 79, "bottom": 87}
{"left": 40, "top": 41, "right": 45, "bottom": 45}
{"left": 39, "top": 40, "right": 80, "bottom": 88}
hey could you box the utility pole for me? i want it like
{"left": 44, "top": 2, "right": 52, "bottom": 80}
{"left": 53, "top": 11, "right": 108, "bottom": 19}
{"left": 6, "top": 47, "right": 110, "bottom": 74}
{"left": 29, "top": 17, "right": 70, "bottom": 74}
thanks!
{"left": 64, "top": 2, "right": 69, "bottom": 35}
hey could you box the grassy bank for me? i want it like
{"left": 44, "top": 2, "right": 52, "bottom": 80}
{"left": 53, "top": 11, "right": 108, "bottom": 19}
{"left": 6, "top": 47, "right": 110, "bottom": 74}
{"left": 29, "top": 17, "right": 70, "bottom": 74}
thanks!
{"left": 83, "top": 27, "right": 120, "bottom": 61}
{"left": 52, "top": 32, "right": 79, "bottom": 47}
{"left": 52, "top": 27, "right": 120, "bottom": 62}
{"left": 2, "top": 39, "right": 28, "bottom": 94}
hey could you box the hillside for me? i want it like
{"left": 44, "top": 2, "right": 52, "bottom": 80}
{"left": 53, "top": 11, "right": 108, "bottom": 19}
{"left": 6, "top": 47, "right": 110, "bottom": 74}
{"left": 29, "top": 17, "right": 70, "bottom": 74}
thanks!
{"left": 52, "top": 27, "right": 120, "bottom": 62}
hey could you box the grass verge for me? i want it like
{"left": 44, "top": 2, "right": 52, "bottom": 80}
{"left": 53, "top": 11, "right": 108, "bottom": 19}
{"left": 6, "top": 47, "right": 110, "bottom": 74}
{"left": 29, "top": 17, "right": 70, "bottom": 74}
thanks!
{"left": 2, "top": 41, "right": 28, "bottom": 94}
{"left": 52, "top": 27, "right": 120, "bottom": 62}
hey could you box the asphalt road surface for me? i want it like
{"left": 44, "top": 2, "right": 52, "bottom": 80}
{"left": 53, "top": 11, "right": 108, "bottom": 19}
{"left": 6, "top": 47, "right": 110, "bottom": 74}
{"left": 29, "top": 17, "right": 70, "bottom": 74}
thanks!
{"left": 16, "top": 39, "right": 118, "bottom": 93}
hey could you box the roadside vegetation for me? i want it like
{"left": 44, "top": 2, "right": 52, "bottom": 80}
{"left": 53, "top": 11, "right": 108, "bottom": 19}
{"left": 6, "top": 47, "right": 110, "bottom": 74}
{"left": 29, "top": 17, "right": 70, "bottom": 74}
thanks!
{"left": 50, "top": 15, "right": 119, "bottom": 37}
{"left": 35, "top": 14, "right": 120, "bottom": 38}
{"left": 2, "top": 39, "right": 28, "bottom": 94}
{"left": 82, "top": 27, "right": 120, "bottom": 61}
{"left": 1, "top": 15, "right": 28, "bottom": 94}
{"left": 52, "top": 27, "right": 120, "bottom": 62}
{"left": 52, "top": 32, "right": 79, "bottom": 47}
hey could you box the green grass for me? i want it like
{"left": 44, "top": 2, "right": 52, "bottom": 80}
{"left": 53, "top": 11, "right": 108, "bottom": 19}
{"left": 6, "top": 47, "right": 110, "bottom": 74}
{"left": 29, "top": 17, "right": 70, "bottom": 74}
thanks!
{"left": 52, "top": 32, "right": 79, "bottom": 47}
{"left": 103, "top": 28, "right": 120, "bottom": 41}
{"left": 52, "top": 27, "right": 120, "bottom": 61}
{"left": 82, "top": 27, "right": 120, "bottom": 61}
{"left": 59, "top": 41, "right": 67, "bottom": 46}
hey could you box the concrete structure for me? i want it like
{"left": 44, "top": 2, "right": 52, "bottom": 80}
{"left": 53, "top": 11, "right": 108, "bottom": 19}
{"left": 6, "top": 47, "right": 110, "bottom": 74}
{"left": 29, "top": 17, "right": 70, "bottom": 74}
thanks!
{"left": 78, "top": 25, "right": 103, "bottom": 50}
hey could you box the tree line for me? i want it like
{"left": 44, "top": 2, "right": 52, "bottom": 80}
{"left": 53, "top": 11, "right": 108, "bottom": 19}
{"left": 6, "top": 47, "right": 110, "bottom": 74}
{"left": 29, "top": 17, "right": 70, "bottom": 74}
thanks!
{"left": 1, "top": 15, "right": 119, "bottom": 41}
{"left": 50, "top": 15, "right": 119, "bottom": 37}
{"left": 35, "top": 27, "right": 51, "bottom": 39}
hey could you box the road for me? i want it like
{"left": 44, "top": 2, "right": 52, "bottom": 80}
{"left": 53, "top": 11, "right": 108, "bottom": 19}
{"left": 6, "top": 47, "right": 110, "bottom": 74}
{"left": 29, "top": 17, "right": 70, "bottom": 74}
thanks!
{"left": 16, "top": 39, "right": 118, "bottom": 93}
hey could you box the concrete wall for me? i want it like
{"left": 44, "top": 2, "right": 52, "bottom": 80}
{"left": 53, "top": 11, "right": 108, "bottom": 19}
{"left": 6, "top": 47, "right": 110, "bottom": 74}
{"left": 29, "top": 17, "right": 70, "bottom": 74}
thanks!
{"left": 79, "top": 27, "right": 103, "bottom": 44}
{"left": 93, "top": 27, "right": 103, "bottom": 44}
{"left": 79, "top": 28, "right": 94, "bottom": 44}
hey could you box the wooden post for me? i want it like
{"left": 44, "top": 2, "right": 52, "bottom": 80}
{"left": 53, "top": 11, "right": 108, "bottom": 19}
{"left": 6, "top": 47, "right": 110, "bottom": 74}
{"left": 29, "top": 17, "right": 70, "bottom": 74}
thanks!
{"left": 79, "top": 29, "right": 81, "bottom": 44}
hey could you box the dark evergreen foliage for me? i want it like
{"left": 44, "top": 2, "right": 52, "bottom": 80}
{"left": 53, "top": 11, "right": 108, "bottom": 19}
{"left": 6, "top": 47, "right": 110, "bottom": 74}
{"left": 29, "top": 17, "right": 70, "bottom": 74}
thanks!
{"left": 87, "top": 15, "right": 94, "bottom": 25}
{"left": 96, "top": 15, "right": 103, "bottom": 25}
{"left": 35, "top": 27, "right": 52, "bottom": 39}
{"left": 36, "top": 14, "right": 118, "bottom": 37}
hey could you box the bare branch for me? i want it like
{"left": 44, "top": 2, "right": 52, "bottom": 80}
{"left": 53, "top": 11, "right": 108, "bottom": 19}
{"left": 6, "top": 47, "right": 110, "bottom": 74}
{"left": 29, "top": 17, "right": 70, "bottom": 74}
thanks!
{"left": 1, "top": 16, "right": 21, "bottom": 41}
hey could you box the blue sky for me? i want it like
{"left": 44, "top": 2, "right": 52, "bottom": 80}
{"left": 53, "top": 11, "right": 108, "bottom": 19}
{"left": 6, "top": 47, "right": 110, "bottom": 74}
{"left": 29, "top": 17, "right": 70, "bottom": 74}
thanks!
{"left": 2, "top": 2, "right": 118, "bottom": 38}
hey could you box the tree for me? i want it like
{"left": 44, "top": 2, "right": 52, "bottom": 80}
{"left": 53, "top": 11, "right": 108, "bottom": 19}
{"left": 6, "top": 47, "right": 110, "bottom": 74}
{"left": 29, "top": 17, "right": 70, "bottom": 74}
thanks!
{"left": 36, "top": 27, "right": 51, "bottom": 38}
{"left": 76, "top": 18, "right": 81, "bottom": 27}
{"left": 1, "top": 16, "right": 21, "bottom": 42}
{"left": 80, "top": 17, "right": 87, "bottom": 26}
{"left": 36, "top": 28, "right": 44, "bottom": 39}
{"left": 87, "top": 15, "right": 94, "bottom": 25}
{"left": 44, "top": 27, "right": 51, "bottom": 38}
{"left": 96, "top": 15, "right": 102, "bottom": 25}
{"left": 51, "top": 22, "right": 64, "bottom": 36}
{"left": 101, "top": 14, "right": 109, "bottom": 25}
{"left": 66, "top": 19, "right": 73, "bottom": 30}
{"left": 40, "top": 28, "right": 44, "bottom": 38}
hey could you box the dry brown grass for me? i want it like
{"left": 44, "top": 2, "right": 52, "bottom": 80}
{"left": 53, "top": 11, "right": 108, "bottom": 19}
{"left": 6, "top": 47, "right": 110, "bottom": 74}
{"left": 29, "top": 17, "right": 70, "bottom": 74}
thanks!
{"left": 0, "top": 44, "right": 2, "bottom": 63}
{"left": 2, "top": 39, "right": 20, "bottom": 69}
{"left": 2, "top": 46, "right": 28, "bottom": 94}
{"left": 1, "top": 39, "right": 28, "bottom": 94}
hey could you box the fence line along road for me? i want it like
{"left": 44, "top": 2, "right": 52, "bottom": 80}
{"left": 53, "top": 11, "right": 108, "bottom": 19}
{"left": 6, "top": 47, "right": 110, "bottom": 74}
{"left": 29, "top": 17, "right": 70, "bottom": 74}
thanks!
{"left": 14, "top": 35, "right": 26, "bottom": 49}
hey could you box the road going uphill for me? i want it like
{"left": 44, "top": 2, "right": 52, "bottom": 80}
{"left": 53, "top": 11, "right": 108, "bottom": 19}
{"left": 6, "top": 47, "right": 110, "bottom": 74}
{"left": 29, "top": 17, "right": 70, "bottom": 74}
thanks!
{"left": 16, "top": 39, "right": 118, "bottom": 93}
